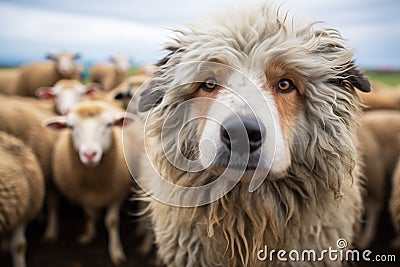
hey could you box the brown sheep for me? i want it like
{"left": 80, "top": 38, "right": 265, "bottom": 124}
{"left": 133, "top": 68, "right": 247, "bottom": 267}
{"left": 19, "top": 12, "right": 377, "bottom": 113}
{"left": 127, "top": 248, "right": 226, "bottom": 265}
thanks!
{"left": 112, "top": 74, "right": 149, "bottom": 111}
{"left": 0, "top": 131, "right": 45, "bottom": 267}
{"left": 0, "top": 69, "right": 20, "bottom": 95}
{"left": 44, "top": 101, "right": 137, "bottom": 265}
{"left": 0, "top": 95, "right": 60, "bottom": 241}
{"left": 389, "top": 145, "right": 400, "bottom": 248}
{"left": 89, "top": 55, "right": 131, "bottom": 91}
{"left": 359, "top": 81, "right": 400, "bottom": 111}
{"left": 14, "top": 51, "right": 82, "bottom": 97}
{"left": 356, "top": 110, "right": 400, "bottom": 249}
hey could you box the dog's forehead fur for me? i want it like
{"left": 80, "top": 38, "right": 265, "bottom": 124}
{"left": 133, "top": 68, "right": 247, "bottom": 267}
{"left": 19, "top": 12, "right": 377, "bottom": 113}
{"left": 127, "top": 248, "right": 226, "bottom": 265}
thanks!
{"left": 162, "top": 3, "right": 354, "bottom": 84}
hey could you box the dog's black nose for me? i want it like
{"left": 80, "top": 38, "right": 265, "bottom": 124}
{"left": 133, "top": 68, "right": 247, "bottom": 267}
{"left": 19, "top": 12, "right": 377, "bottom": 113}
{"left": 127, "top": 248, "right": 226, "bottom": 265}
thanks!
{"left": 220, "top": 117, "right": 264, "bottom": 153}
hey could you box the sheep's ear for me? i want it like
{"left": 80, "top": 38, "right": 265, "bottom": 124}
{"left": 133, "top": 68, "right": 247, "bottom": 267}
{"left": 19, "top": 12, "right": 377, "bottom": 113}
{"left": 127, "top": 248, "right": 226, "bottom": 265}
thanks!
{"left": 85, "top": 83, "right": 100, "bottom": 95}
{"left": 43, "top": 117, "right": 68, "bottom": 130}
{"left": 73, "top": 53, "right": 81, "bottom": 60}
{"left": 328, "top": 62, "right": 371, "bottom": 93}
{"left": 113, "top": 113, "right": 135, "bottom": 127}
{"left": 36, "top": 87, "right": 55, "bottom": 99}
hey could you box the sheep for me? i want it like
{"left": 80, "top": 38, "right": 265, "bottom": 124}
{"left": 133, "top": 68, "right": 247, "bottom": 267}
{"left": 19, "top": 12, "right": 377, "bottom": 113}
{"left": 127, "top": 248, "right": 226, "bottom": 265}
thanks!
{"left": 0, "top": 131, "right": 45, "bottom": 267}
{"left": 83, "top": 74, "right": 149, "bottom": 112}
{"left": 0, "top": 95, "right": 60, "bottom": 241}
{"left": 0, "top": 69, "right": 20, "bottom": 95}
{"left": 44, "top": 101, "right": 136, "bottom": 265}
{"left": 35, "top": 79, "right": 99, "bottom": 115}
{"left": 134, "top": 64, "right": 157, "bottom": 76}
{"left": 359, "top": 81, "right": 400, "bottom": 111}
{"left": 89, "top": 55, "right": 131, "bottom": 91}
{"left": 111, "top": 74, "right": 149, "bottom": 110}
{"left": 14, "top": 51, "right": 82, "bottom": 97}
{"left": 356, "top": 110, "right": 400, "bottom": 249}
{"left": 390, "top": 155, "right": 400, "bottom": 248}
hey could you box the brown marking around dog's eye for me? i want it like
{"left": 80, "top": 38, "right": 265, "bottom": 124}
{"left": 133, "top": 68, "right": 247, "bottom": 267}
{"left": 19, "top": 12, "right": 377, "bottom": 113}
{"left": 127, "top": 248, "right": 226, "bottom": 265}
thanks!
{"left": 191, "top": 60, "right": 229, "bottom": 137}
{"left": 265, "top": 60, "right": 303, "bottom": 137}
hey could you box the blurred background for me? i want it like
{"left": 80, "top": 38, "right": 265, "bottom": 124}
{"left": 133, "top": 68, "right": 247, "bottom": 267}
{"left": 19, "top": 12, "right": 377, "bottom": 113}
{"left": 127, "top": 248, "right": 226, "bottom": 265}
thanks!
{"left": 0, "top": 0, "right": 399, "bottom": 69}
{"left": 0, "top": 0, "right": 399, "bottom": 266}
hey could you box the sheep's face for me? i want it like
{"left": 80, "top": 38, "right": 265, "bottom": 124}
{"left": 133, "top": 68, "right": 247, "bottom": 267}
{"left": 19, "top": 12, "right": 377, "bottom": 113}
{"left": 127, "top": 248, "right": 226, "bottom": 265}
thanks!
{"left": 44, "top": 103, "right": 133, "bottom": 167}
{"left": 46, "top": 52, "right": 80, "bottom": 77}
{"left": 111, "top": 55, "right": 131, "bottom": 73}
{"left": 36, "top": 80, "right": 99, "bottom": 115}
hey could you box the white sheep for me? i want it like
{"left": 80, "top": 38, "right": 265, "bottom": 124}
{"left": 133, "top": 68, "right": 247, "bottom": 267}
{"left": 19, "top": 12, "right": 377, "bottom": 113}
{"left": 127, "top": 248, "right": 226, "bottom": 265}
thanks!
{"left": 89, "top": 55, "right": 131, "bottom": 91}
{"left": 14, "top": 51, "right": 82, "bottom": 97}
{"left": 35, "top": 79, "right": 99, "bottom": 115}
{"left": 356, "top": 110, "right": 400, "bottom": 248}
{"left": 0, "top": 95, "right": 59, "bottom": 241}
{"left": 0, "top": 131, "right": 45, "bottom": 267}
{"left": 44, "top": 101, "right": 135, "bottom": 265}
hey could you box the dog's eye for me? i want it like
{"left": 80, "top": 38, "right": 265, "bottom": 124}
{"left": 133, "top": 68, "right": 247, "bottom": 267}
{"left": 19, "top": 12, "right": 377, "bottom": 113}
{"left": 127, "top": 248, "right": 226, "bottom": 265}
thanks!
{"left": 200, "top": 77, "right": 217, "bottom": 92}
{"left": 277, "top": 79, "right": 295, "bottom": 93}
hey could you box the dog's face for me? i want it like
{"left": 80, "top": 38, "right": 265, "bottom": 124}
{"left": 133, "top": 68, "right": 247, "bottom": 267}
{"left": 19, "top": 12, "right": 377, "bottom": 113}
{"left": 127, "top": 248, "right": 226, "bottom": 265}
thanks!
{"left": 137, "top": 4, "right": 370, "bottom": 187}
{"left": 185, "top": 61, "right": 301, "bottom": 182}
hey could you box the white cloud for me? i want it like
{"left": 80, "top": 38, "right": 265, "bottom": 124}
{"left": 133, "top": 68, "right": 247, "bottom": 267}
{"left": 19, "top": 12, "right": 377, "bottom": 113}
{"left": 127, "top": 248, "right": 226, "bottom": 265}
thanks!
{"left": 0, "top": 0, "right": 399, "bottom": 67}
{"left": 0, "top": 2, "right": 170, "bottom": 43}
{"left": 0, "top": 2, "right": 172, "bottom": 63}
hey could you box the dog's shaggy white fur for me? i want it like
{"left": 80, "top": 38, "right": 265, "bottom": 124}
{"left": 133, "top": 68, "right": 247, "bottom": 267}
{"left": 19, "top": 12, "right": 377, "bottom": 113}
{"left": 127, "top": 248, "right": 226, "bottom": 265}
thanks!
{"left": 137, "top": 3, "right": 370, "bottom": 267}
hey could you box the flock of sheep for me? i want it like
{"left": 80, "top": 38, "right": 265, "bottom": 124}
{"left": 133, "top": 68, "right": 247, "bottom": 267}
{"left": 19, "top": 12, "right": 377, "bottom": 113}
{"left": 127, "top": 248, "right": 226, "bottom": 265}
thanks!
{"left": 0, "top": 52, "right": 153, "bottom": 267}
{"left": 0, "top": 50, "right": 400, "bottom": 267}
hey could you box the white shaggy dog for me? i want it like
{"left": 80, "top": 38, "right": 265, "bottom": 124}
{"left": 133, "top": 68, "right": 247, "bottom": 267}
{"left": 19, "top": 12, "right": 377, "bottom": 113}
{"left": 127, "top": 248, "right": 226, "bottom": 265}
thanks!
{"left": 134, "top": 3, "right": 370, "bottom": 267}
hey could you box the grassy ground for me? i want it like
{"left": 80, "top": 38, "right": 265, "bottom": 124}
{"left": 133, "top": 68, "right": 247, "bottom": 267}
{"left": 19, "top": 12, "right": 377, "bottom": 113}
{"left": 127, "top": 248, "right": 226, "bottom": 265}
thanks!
{"left": 366, "top": 70, "right": 400, "bottom": 87}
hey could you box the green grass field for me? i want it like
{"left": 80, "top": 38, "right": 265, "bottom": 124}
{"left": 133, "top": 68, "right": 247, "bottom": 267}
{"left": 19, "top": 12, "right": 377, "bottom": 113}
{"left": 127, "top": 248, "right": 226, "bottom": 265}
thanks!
{"left": 366, "top": 70, "right": 400, "bottom": 87}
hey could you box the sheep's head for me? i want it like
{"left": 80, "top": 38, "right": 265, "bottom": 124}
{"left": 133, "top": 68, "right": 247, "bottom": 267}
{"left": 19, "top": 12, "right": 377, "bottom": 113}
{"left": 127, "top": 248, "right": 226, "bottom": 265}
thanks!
{"left": 110, "top": 55, "right": 132, "bottom": 73}
{"left": 36, "top": 79, "right": 99, "bottom": 115}
{"left": 46, "top": 51, "right": 80, "bottom": 77}
{"left": 44, "top": 102, "right": 134, "bottom": 167}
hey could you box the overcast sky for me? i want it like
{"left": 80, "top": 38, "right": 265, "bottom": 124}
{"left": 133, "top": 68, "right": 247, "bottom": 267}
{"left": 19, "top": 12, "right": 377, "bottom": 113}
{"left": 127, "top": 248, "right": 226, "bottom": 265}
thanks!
{"left": 0, "top": 0, "right": 399, "bottom": 69}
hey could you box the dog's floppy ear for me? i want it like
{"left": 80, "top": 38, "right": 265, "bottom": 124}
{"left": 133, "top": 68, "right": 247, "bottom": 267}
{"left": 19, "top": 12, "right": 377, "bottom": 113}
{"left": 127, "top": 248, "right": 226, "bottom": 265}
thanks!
{"left": 312, "top": 34, "right": 371, "bottom": 93}
{"left": 138, "top": 45, "right": 183, "bottom": 112}
{"left": 138, "top": 86, "right": 165, "bottom": 112}
{"left": 328, "top": 62, "right": 371, "bottom": 93}
{"left": 342, "top": 62, "right": 371, "bottom": 92}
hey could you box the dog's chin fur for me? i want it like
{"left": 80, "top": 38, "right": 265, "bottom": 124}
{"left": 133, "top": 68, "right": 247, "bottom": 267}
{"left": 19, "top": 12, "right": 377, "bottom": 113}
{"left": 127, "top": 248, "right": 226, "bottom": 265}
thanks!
{"left": 139, "top": 2, "right": 369, "bottom": 267}
{"left": 207, "top": 166, "right": 286, "bottom": 182}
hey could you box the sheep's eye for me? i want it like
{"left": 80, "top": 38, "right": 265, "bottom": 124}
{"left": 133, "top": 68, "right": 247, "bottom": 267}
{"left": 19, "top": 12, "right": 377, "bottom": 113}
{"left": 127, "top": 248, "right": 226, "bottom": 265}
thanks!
{"left": 277, "top": 79, "right": 295, "bottom": 93}
{"left": 106, "top": 123, "right": 113, "bottom": 128}
{"left": 200, "top": 77, "right": 217, "bottom": 92}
